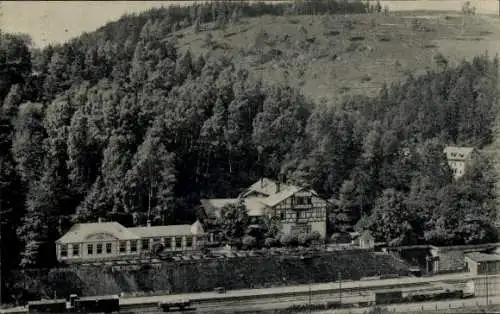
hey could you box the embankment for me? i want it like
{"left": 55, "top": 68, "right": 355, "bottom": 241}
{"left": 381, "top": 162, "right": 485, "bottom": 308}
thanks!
{"left": 17, "top": 249, "right": 409, "bottom": 299}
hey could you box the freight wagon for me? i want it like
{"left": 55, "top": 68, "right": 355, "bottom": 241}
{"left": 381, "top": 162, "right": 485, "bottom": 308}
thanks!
{"left": 27, "top": 294, "right": 119, "bottom": 313}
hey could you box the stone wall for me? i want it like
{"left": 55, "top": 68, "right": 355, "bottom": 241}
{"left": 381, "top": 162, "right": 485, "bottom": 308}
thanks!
{"left": 17, "top": 250, "right": 410, "bottom": 300}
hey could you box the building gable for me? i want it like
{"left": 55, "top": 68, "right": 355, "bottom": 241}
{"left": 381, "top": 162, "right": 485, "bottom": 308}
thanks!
{"left": 85, "top": 232, "right": 119, "bottom": 242}
{"left": 56, "top": 221, "right": 140, "bottom": 244}
{"left": 443, "top": 146, "right": 476, "bottom": 161}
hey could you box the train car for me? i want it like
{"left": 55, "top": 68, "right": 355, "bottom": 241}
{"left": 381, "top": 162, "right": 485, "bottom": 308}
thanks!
{"left": 27, "top": 299, "right": 67, "bottom": 313}
{"left": 158, "top": 299, "right": 192, "bottom": 312}
{"left": 374, "top": 290, "right": 403, "bottom": 305}
{"left": 402, "top": 284, "right": 463, "bottom": 303}
{"left": 71, "top": 294, "right": 120, "bottom": 313}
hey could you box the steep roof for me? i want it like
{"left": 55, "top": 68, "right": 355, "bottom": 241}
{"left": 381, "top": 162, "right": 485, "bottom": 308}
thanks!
{"left": 128, "top": 225, "right": 194, "bottom": 238}
{"left": 56, "top": 222, "right": 140, "bottom": 244}
{"left": 261, "top": 185, "right": 303, "bottom": 207}
{"left": 241, "top": 178, "right": 294, "bottom": 198}
{"left": 465, "top": 252, "right": 500, "bottom": 262}
{"left": 443, "top": 146, "right": 475, "bottom": 161}
{"left": 200, "top": 198, "right": 268, "bottom": 217}
{"left": 202, "top": 178, "right": 324, "bottom": 218}
{"left": 359, "top": 230, "right": 375, "bottom": 240}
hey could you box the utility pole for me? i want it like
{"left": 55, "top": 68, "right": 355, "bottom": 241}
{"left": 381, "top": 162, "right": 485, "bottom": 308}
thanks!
{"left": 308, "top": 282, "right": 311, "bottom": 313}
{"left": 485, "top": 262, "right": 489, "bottom": 307}
{"left": 338, "top": 271, "right": 342, "bottom": 306}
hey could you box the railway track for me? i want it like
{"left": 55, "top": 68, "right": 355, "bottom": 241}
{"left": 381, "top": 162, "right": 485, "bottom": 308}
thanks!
{"left": 3, "top": 273, "right": 496, "bottom": 314}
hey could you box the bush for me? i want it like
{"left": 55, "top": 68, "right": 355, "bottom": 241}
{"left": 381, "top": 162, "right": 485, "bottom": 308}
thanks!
{"left": 242, "top": 235, "right": 257, "bottom": 250}
{"left": 360, "top": 75, "right": 372, "bottom": 82}
{"left": 298, "top": 233, "right": 309, "bottom": 246}
{"left": 280, "top": 234, "right": 298, "bottom": 247}
{"left": 307, "top": 231, "right": 322, "bottom": 243}
{"left": 264, "top": 237, "right": 279, "bottom": 248}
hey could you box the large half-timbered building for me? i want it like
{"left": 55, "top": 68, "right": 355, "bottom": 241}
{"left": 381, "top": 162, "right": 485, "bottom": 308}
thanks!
{"left": 201, "top": 178, "right": 328, "bottom": 238}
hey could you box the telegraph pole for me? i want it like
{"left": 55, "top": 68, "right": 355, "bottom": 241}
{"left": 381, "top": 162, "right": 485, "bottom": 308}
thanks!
{"left": 338, "top": 271, "right": 342, "bottom": 306}
{"left": 485, "top": 262, "right": 489, "bottom": 307}
{"left": 308, "top": 282, "right": 311, "bottom": 313}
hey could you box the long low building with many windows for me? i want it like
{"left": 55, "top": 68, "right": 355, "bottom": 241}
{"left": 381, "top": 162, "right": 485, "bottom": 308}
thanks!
{"left": 55, "top": 219, "right": 207, "bottom": 263}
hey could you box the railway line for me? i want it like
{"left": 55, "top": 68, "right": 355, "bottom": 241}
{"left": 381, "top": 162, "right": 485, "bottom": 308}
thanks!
{"left": 119, "top": 271, "right": 484, "bottom": 309}
{"left": 2, "top": 272, "right": 496, "bottom": 313}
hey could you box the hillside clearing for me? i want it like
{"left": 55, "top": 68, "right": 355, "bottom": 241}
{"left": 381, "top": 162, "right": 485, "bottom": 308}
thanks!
{"left": 175, "top": 12, "right": 500, "bottom": 103}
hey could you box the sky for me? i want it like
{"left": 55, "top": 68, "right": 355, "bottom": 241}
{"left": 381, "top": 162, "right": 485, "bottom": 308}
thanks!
{"left": 0, "top": 1, "right": 194, "bottom": 48}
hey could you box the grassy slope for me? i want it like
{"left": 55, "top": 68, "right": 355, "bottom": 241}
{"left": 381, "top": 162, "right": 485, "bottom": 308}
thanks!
{"left": 175, "top": 11, "right": 500, "bottom": 103}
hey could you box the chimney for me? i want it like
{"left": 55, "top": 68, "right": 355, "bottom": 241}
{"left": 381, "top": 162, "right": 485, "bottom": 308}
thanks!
{"left": 147, "top": 220, "right": 151, "bottom": 227}
{"left": 276, "top": 181, "right": 281, "bottom": 193}
{"left": 260, "top": 177, "right": 264, "bottom": 188}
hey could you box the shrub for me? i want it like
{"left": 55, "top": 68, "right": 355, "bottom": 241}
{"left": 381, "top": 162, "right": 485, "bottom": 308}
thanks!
{"left": 280, "top": 234, "right": 298, "bottom": 247}
{"left": 360, "top": 75, "right": 372, "bottom": 82}
{"left": 324, "top": 30, "right": 340, "bottom": 36}
{"left": 242, "top": 235, "right": 257, "bottom": 250}
{"left": 264, "top": 237, "right": 279, "bottom": 248}
{"left": 298, "top": 233, "right": 309, "bottom": 246}
{"left": 349, "top": 36, "right": 365, "bottom": 41}
{"left": 307, "top": 231, "right": 321, "bottom": 243}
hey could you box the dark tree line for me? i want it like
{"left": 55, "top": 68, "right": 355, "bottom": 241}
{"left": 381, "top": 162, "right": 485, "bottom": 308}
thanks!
{"left": 0, "top": 0, "right": 498, "bottom": 303}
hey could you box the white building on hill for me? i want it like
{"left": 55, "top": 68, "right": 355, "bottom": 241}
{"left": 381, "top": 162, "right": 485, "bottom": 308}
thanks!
{"left": 443, "top": 146, "right": 478, "bottom": 179}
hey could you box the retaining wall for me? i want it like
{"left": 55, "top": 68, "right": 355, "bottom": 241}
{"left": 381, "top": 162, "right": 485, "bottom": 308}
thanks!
{"left": 17, "top": 250, "right": 410, "bottom": 299}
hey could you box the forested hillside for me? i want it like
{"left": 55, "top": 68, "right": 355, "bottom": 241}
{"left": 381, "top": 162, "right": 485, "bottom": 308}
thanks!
{"left": 0, "top": 0, "right": 498, "bottom": 300}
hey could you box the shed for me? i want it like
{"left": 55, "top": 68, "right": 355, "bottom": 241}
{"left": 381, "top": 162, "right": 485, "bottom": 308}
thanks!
{"left": 465, "top": 252, "right": 500, "bottom": 276}
{"left": 351, "top": 230, "right": 375, "bottom": 249}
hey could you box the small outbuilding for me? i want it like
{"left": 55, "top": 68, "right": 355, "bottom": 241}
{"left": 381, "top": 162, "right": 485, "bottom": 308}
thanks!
{"left": 465, "top": 252, "right": 500, "bottom": 276}
{"left": 351, "top": 230, "right": 375, "bottom": 249}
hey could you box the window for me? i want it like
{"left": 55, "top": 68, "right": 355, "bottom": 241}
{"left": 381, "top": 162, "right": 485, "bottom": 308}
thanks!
{"left": 186, "top": 237, "right": 193, "bottom": 247}
{"left": 296, "top": 212, "right": 300, "bottom": 219}
{"left": 175, "top": 237, "right": 182, "bottom": 248}
{"left": 87, "top": 244, "right": 93, "bottom": 255}
{"left": 295, "top": 197, "right": 303, "bottom": 205}
{"left": 61, "top": 245, "right": 68, "bottom": 257}
{"left": 163, "top": 238, "right": 171, "bottom": 248}
{"left": 295, "top": 196, "right": 311, "bottom": 206}
{"left": 280, "top": 212, "right": 285, "bottom": 220}
{"left": 119, "top": 241, "right": 127, "bottom": 253}
{"left": 106, "top": 243, "right": 112, "bottom": 254}
{"left": 131, "top": 240, "right": 137, "bottom": 252}
{"left": 96, "top": 244, "right": 103, "bottom": 254}
{"left": 142, "top": 239, "right": 150, "bottom": 250}
{"left": 72, "top": 245, "right": 79, "bottom": 257}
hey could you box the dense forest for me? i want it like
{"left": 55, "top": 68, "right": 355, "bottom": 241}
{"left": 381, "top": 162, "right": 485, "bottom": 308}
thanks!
{"left": 0, "top": 0, "right": 498, "bottom": 301}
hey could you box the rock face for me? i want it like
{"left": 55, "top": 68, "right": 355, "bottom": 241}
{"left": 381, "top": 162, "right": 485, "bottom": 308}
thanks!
{"left": 20, "top": 250, "right": 409, "bottom": 298}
